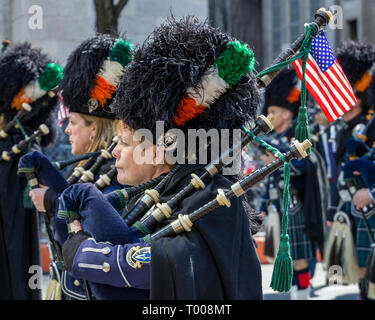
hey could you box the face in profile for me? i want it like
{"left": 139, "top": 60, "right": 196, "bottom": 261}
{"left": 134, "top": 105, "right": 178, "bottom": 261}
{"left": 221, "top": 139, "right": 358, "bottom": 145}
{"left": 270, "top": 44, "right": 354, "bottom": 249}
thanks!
{"left": 267, "top": 105, "right": 293, "bottom": 134}
{"left": 64, "top": 112, "right": 96, "bottom": 155}
{"left": 111, "top": 127, "right": 160, "bottom": 186}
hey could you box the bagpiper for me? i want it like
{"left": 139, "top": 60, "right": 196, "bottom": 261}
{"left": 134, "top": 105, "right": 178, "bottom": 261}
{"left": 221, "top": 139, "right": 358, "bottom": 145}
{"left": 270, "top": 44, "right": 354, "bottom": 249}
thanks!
{"left": 59, "top": 16, "right": 264, "bottom": 299}
{"left": 327, "top": 40, "right": 375, "bottom": 300}
{"left": 0, "top": 42, "right": 63, "bottom": 299}
{"left": 23, "top": 34, "right": 133, "bottom": 300}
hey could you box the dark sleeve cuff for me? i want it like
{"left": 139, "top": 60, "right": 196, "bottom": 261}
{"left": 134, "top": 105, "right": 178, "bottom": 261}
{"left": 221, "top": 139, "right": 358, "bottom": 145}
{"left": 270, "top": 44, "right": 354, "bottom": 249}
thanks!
{"left": 43, "top": 188, "right": 58, "bottom": 218}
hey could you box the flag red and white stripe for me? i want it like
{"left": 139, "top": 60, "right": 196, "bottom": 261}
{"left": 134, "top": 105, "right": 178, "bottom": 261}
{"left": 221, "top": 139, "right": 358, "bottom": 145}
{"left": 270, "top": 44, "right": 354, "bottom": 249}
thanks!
{"left": 292, "top": 31, "right": 357, "bottom": 122}
{"left": 57, "top": 93, "right": 69, "bottom": 127}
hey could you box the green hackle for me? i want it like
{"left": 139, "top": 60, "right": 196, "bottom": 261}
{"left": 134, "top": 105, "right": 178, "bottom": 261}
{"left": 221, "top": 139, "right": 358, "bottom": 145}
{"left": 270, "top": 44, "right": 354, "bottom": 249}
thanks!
{"left": 38, "top": 63, "right": 64, "bottom": 92}
{"left": 215, "top": 41, "right": 255, "bottom": 88}
{"left": 109, "top": 38, "right": 133, "bottom": 68}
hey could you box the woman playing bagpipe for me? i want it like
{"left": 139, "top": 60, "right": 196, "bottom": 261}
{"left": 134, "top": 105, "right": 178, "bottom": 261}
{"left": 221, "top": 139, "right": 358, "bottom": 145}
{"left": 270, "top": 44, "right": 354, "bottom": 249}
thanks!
{"left": 18, "top": 34, "right": 136, "bottom": 300}
{"left": 47, "top": 16, "right": 266, "bottom": 300}
{"left": 48, "top": 10, "right": 332, "bottom": 299}
{"left": 0, "top": 42, "right": 63, "bottom": 299}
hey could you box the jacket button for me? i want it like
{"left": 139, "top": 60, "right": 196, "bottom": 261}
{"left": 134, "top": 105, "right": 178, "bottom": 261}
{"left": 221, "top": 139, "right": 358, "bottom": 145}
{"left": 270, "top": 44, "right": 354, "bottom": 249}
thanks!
{"left": 102, "top": 247, "right": 111, "bottom": 255}
{"left": 74, "top": 280, "right": 80, "bottom": 286}
{"left": 102, "top": 262, "right": 110, "bottom": 272}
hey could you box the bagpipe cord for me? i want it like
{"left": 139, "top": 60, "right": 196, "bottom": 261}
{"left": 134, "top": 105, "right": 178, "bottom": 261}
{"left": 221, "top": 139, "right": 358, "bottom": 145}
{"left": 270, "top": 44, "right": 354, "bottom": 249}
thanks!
{"left": 245, "top": 23, "right": 317, "bottom": 292}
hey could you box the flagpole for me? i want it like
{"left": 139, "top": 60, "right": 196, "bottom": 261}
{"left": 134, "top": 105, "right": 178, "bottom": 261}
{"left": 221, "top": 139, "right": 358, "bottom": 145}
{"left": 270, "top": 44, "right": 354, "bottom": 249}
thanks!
{"left": 257, "top": 8, "right": 332, "bottom": 88}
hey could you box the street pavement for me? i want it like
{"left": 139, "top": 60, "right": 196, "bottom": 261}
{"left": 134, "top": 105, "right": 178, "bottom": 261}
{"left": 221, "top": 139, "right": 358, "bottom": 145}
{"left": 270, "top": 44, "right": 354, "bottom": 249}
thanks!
{"left": 262, "top": 262, "right": 359, "bottom": 300}
{"left": 41, "top": 262, "right": 359, "bottom": 300}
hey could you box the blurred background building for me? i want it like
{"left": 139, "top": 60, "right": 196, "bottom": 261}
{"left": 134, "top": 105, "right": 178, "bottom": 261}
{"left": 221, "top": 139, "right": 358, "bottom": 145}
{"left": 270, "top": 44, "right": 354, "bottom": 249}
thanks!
{"left": 259, "top": 0, "right": 375, "bottom": 70}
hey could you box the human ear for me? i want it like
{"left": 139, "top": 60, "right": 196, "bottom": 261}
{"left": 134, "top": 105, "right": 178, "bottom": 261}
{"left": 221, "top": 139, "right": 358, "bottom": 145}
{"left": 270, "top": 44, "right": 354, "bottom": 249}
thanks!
{"left": 91, "top": 121, "right": 98, "bottom": 138}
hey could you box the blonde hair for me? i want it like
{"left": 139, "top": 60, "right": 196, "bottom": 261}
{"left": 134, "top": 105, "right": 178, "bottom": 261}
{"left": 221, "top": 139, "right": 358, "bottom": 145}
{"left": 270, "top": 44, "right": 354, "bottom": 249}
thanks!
{"left": 77, "top": 113, "right": 115, "bottom": 167}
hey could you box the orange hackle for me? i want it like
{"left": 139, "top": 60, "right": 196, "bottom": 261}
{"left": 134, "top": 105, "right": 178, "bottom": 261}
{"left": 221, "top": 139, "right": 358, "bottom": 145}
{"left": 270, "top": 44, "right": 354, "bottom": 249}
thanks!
{"left": 11, "top": 89, "right": 32, "bottom": 110}
{"left": 90, "top": 76, "right": 116, "bottom": 107}
{"left": 286, "top": 87, "right": 301, "bottom": 104}
{"left": 173, "top": 95, "right": 205, "bottom": 126}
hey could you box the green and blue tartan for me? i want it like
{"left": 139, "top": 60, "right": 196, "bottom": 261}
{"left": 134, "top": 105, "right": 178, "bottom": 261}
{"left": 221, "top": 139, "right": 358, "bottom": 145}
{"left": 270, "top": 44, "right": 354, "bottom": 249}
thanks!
{"left": 354, "top": 215, "right": 375, "bottom": 267}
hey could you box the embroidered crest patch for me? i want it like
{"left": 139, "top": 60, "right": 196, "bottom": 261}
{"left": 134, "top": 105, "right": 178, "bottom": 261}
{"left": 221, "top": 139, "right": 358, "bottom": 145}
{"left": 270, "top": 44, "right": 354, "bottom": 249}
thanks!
{"left": 126, "top": 246, "right": 151, "bottom": 269}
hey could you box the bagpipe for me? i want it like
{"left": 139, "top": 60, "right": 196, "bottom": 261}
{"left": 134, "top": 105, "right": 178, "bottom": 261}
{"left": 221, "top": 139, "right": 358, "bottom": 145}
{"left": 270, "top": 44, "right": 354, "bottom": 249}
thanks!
{"left": 126, "top": 114, "right": 274, "bottom": 232}
{"left": 52, "top": 7, "right": 333, "bottom": 294}
{"left": 1, "top": 123, "right": 50, "bottom": 162}
{"left": 48, "top": 113, "right": 274, "bottom": 233}
{"left": 256, "top": 9, "right": 332, "bottom": 88}
{"left": 53, "top": 151, "right": 121, "bottom": 189}
{"left": 0, "top": 86, "right": 59, "bottom": 163}
{"left": 66, "top": 136, "right": 118, "bottom": 186}
{"left": 55, "top": 138, "right": 311, "bottom": 245}
{"left": 52, "top": 150, "right": 101, "bottom": 170}
{"left": 54, "top": 113, "right": 274, "bottom": 243}
{"left": 146, "top": 140, "right": 311, "bottom": 241}
{"left": 52, "top": 151, "right": 119, "bottom": 190}
{"left": 0, "top": 102, "right": 32, "bottom": 139}
{"left": 0, "top": 87, "right": 58, "bottom": 137}
{"left": 18, "top": 135, "right": 120, "bottom": 193}
{"left": 17, "top": 136, "right": 131, "bottom": 300}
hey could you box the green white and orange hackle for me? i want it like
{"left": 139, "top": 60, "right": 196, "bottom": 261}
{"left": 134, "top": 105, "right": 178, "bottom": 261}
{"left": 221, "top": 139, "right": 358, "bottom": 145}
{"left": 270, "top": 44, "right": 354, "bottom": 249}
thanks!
{"left": 89, "top": 39, "right": 133, "bottom": 109}
{"left": 173, "top": 41, "right": 255, "bottom": 126}
{"left": 11, "top": 63, "right": 63, "bottom": 110}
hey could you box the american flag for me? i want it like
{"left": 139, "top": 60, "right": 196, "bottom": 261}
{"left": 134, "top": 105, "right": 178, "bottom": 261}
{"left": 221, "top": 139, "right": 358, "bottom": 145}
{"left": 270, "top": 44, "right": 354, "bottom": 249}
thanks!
{"left": 292, "top": 31, "right": 357, "bottom": 122}
{"left": 57, "top": 93, "right": 69, "bottom": 127}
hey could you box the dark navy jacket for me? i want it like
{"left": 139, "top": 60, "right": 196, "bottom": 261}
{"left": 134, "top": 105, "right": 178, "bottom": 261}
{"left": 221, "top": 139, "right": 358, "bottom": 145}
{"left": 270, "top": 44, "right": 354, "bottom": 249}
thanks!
{"left": 67, "top": 164, "right": 263, "bottom": 299}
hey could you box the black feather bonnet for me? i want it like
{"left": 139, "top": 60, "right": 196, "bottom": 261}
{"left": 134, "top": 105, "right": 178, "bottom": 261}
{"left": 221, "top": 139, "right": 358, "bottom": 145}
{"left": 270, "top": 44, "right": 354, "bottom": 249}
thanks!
{"left": 262, "top": 68, "right": 301, "bottom": 118}
{"left": 59, "top": 34, "right": 133, "bottom": 120}
{"left": 110, "top": 16, "right": 260, "bottom": 138}
{"left": 336, "top": 40, "right": 375, "bottom": 114}
{"left": 0, "top": 42, "right": 62, "bottom": 146}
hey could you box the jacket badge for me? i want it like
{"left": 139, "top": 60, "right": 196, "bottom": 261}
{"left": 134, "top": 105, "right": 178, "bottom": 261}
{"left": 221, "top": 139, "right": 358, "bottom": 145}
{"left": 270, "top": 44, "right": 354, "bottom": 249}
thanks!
{"left": 126, "top": 246, "right": 151, "bottom": 269}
